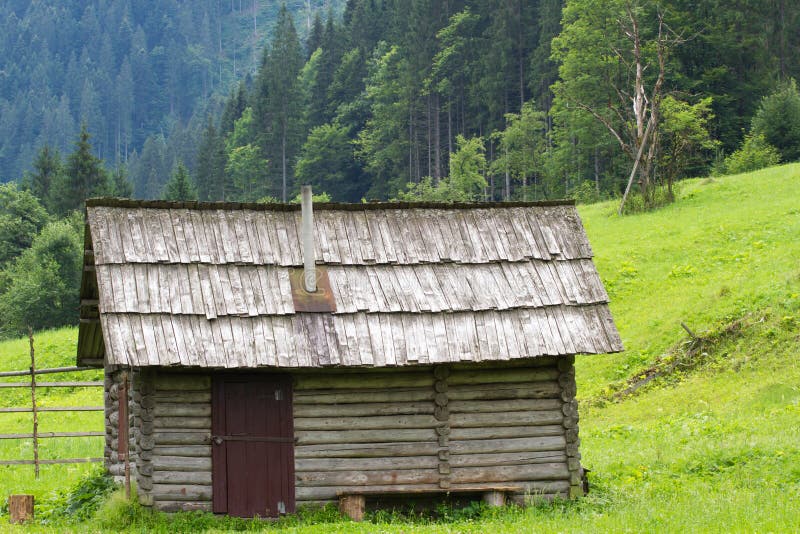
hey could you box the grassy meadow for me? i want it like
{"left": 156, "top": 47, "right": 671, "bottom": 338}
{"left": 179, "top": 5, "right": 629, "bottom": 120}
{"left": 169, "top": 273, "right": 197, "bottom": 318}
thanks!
{"left": 0, "top": 165, "right": 798, "bottom": 531}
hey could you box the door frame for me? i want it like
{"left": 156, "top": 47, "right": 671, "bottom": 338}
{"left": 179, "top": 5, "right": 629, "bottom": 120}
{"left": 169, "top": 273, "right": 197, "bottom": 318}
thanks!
{"left": 211, "top": 373, "right": 295, "bottom": 516}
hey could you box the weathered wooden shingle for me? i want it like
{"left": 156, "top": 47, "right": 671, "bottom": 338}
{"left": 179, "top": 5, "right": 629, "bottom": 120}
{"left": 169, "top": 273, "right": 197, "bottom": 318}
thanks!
{"left": 80, "top": 200, "right": 622, "bottom": 368}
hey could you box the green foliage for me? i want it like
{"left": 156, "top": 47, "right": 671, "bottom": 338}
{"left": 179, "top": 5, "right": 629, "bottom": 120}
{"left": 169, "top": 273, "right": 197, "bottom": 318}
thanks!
{"left": 23, "top": 145, "right": 63, "bottom": 211}
{"left": 195, "top": 119, "right": 228, "bottom": 201}
{"left": 296, "top": 122, "right": 363, "bottom": 201}
{"left": 110, "top": 165, "right": 134, "bottom": 198}
{"left": 491, "top": 102, "right": 547, "bottom": 200}
{"left": 50, "top": 125, "right": 110, "bottom": 215}
{"left": 38, "top": 466, "right": 117, "bottom": 523}
{"left": 659, "top": 96, "right": 719, "bottom": 189}
{"left": 750, "top": 79, "right": 800, "bottom": 162}
{"left": 0, "top": 183, "right": 50, "bottom": 268}
{"left": 396, "top": 135, "right": 487, "bottom": 202}
{"left": 252, "top": 4, "right": 306, "bottom": 202}
{"left": 357, "top": 43, "right": 412, "bottom": 199}
{"left": 717, "top": 134, "right": 781, "bottom": 175}
{"left": 0, "top": 214, "right": 83, "bottom": 337}
{"left": 290, "top": 191, "right": 332, "bottom": 204}
{"left": 162, "top": 163, "right": 199, "bottom": 201}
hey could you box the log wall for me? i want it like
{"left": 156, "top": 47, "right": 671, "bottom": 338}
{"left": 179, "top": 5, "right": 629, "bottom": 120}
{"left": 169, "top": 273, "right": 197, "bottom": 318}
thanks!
{"left": 135, "top": 371, "right": 213, "bottom": 512}
{"left": 108, "top": 357, "right": 584, "bottom": 511}
{"left": 292, "top": 357, "right": 580, "bottom": 506}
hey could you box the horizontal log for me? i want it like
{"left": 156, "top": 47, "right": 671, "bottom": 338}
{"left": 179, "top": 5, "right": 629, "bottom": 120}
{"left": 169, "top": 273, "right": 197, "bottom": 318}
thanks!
{"left": 451, "top": 358, "right": 558, "bottom": 370}
{"left": 293, "top": 402, "right": 434, "bottom": 418}
{"left": 450, "top": 463, "right": 569, "bottom": 484}
{"left": 152, "top": 456, "right": 211, "bottom": 472}
{"left": 153, "top": 501, "right": 212, "bottom": 512}
{"left": 296, "top": 469, "right": 439, "bottom": 487}
{"left": 295, "top": 372, "right": 433, "bottom": 391}
{"left": 295, "top": 428, "right": 435, "bottom": 445}
{"left": 449, "top": 451, "right": 567, "bottom": 468}
{"left": 296, "top": 484, "right": 441, "bottom": 501}
{"left": 448, "top": 368, "right": 558, "bottom": 385}
{"left": 152, "top": 445, "right": 211, "bottom": 458}
{"left": 335, "top": 485, "right": 523, "bottom": 496}
{"left": 296, "top": 456, "right": 439, "bottom": 473}
{"left": 154, "top": 404, "right": 211, "bottom": 417}
{"left": 450, "top": 410, "right": 563, "bottom": 428}
{"left": 450, "top": 435, "right": 566, "bottom": 455}
{"left": 295, "top": 441, "right": 439, "bottom": 459}
{"left": 449, "top": 398, "right": 562, "bottom": 414}
{"left": 151, "top": 484, "right": 212, "bottom": 502}
{"left": 152, "top": 391, "right": 211, "bottom": 403}
{"left": 447, "top": 382, "right": 561, "bottom": 401}
{"left": 449, "top": 425, "right": 565, "bottom": 441}
{"left": 514, "top": 480, "right": 572, "bottom": 497}
{"left": 154, "top": 374, "right": 210, "bottom": 391}
{"left": 294, "top": 414, "right": 438, "bottom": 431}
{"left": 294, "top": 388, "right": 433, "bottom": 405}
{"left": 295, "top": 499, "right": 335, "bottom": 508}
{"left": 153, "top": 431, "right": 210, "bottom": 445}
{"left": 154, "top": 416, "right": 211, "bottom": 429}
{"left": 153, "top": 471, "right": 212, "bottom": 485}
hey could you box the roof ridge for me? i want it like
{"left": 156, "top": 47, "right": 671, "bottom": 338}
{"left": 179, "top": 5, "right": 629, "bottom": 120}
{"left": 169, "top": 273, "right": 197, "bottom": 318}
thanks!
{"left": 85, "top": 197, "right": 576, "bottom": 211}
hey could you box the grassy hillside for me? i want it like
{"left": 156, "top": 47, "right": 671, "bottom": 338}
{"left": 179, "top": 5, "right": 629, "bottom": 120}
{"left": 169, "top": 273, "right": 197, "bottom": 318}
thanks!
{"left": 1, "top": 165, "right": 798, "bottom": 531}
{"left": 0, "top": 328, "right": 103, "bottom": 512}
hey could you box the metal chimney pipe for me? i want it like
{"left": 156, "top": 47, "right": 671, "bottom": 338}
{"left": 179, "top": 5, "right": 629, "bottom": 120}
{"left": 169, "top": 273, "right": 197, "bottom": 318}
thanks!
{"left": 301, "top": 185, "right": 316, "bottom": 293}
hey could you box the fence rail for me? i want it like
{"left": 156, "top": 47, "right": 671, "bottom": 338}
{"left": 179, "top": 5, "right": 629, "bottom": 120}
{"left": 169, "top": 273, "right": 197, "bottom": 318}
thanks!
{"left": 0, "top": 330, "right": 104, "bottom": 475}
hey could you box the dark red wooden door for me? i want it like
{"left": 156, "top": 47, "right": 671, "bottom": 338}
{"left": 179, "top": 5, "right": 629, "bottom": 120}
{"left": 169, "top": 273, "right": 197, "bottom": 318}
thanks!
{"left": 211, "top": 374, "right": 295, "bottom": 517}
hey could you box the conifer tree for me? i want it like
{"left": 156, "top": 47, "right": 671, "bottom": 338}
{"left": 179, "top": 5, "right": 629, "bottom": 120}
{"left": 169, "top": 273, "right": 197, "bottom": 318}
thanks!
{"left": 253, "top": 4, "right": 305, "bottom": 201}
{"left": 110, "top": 165, "right": 134, "bottom": 198}
{"left": 25, "top": 145, "right": 63, "bottom": 211}
{"left": 51, "top": 124, "right": 110, "bottom": 215}
{"left": 162, "top": 162, "right": 198, "bottom": 201}
{"left": 195, "top": 119, "right": 228, "bottom": 200}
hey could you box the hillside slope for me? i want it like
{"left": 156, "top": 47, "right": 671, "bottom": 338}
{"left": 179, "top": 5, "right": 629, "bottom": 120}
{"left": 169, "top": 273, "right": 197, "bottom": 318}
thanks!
{"left": 0, "top": 165, "right": 798, "bottom": 530}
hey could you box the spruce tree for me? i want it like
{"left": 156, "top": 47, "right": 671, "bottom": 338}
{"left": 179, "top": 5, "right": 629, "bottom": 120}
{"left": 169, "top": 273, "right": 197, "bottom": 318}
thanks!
{"left": 51, "top": 124, "right": 110, "bottom": 215}
{"left": 254, "top": 4, "right": 305, "bottom": 201}
{"left": 110, "top": 165, "right": 134, "bottom": 198}
{"left": 25, "top": 145, "right": 63, "bottom": 211}
{"left": 195, "top": 119, "right": 228, "bottom": 201}
{"left": 162, "top": 163, "right": 198, "bottom": 201}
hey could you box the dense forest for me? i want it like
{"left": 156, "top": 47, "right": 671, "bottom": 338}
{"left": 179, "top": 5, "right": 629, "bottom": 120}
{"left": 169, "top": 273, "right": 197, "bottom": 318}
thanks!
{"left": 2, "top": 0, "right": 800, "bottom": 337}
{"left": 0, "top": 0, "right": 342, "bottom": 182}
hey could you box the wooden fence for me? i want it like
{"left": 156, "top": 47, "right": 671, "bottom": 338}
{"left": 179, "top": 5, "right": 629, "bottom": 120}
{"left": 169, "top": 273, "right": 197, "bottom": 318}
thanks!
{"left": 0, "top": 332, "right": 104, "bottom": 478}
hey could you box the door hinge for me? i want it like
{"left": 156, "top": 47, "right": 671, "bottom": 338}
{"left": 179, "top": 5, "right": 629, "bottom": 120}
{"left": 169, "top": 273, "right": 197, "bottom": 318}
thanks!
{"left": 277, "top": 501, "right": 286, "bottom": 514}
{"left": 274, "top": 389, "right": 283, "bottom": 401}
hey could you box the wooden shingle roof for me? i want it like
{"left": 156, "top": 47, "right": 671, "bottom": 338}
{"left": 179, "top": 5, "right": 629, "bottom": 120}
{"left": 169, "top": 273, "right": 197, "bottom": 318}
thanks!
{"left": 77, "top": 199, "right": 622, "bottom": 368}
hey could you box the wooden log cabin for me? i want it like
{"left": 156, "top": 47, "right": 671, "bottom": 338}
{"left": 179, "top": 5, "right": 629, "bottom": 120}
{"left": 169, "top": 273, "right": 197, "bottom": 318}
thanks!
{"left": 77, "top": 194, "right": 622, "bottom": 518}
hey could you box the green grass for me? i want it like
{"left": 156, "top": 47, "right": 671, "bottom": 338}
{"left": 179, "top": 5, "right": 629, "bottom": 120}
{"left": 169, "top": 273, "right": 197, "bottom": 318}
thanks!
{"left": 2, "top": 165, "right": 799, "bottom": 531}
{"left": 0, "top": 327, "right": 104, "bottom": 515}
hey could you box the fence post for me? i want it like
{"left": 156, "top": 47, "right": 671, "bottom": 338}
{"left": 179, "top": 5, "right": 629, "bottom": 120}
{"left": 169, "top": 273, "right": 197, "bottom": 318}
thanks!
{"left": 28, "top": 328, "right": 39, "bottom": 479}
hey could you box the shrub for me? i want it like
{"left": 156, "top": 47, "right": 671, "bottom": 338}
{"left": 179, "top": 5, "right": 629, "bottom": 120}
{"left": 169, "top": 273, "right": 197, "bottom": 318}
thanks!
{"left": 751, "top": 79, "right": 800, "bottom": 162}
{"left": 718, "top": 134, "right": 781, "bottom": 175}
{"left": 0, "top": 214, "right": 83, "bottom": 337}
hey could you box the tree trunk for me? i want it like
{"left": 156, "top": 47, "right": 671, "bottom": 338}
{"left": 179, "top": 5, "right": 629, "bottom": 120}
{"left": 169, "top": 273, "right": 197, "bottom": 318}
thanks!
{"left": 281, "top": 123, "right": 287, "bottom": 202}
